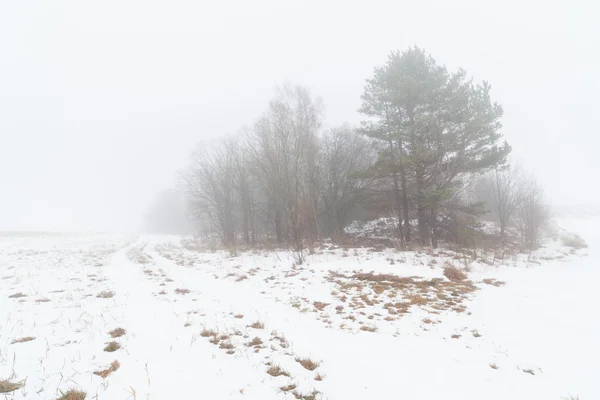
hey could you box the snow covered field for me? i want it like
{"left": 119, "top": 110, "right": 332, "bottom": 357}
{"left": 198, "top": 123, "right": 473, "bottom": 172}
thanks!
{"left": 1, "top": 218, "right": 596, "bottom": 400}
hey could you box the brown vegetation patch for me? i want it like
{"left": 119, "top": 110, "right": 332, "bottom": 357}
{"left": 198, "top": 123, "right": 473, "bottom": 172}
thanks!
{"left": 482, "top": 278, "right": 506, "bottom": 287}
{"left": 313, "top": 301, "right": 329, "bottom": 311}
{"left": 292, "top": 390, "right": 319, "bottom": 400}
{"left": 96, "top": 290, "right": 115, "bottom": 299}
{"left": 175, "top": 288, "right": 190, "bottom": 295}
{"left": 443, "top": 266, "right": 467, "bottom": 282}
{"left": 0, "top": 377, "right": 25, "bottom": 393}
{"left": 247, "top": 337, "right": 263, "bottom": 347}
{"left": 8, "top": 292, "right": 27, "bottom": 298}
{"left": 201, "top": 328, "right": 217, "bottom": 337}
{"left": 103, "top": 341, "right": 121, "bottom": 352}
{"left": 56, "top": 389, "right": 86, "bottom": 400}
{"left": 234, "top": 314, "right": 244, "bottom": 319}
{"left": 360, "top": 325, "right": 377, "bottom": 332}
{"left": 36, "top": 298, "right": 51, "bottom": 303}
{"left": 11, "top": 336, "right": 35, "bottom": 344}
{"left": 280, "top": 384, "right": 297, "bottom": 392}
{"left": 249, "top": 321, "right": 265, "bottom": 329}
{"left": 108, "top": 328, "right": 126, "bottom": 338}
{"left": 267, "top": 365, "right": 290, "bottom": 377}
{"left": 296, "top": 357, "right": 320, "bottom": 371}
{"left": 94, "top": 360, "right": 120, "bottom": 378}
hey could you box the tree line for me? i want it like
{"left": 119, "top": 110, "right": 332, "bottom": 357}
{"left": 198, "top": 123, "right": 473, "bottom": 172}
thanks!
{"left": 181, "top": 46, "right": 547, "bottom": 252}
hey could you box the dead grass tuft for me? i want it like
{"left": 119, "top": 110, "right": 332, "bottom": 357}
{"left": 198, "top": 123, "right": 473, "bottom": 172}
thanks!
{"left": 443, "top": 266, "right": 467, "bottom": 282}
{"left": 482, "top": 278, "right": 506, "bottom": 287}
{"left": 292, "top": 390, "right": 319, "bottom": 400}
{"left": 8, "top": 292, "right": 27, "bottom": 298}
{"left": 314, "top": 372, "right": 325, "bottom": 381}
{"left": 489, "top": 362, "right": 499, "bottom": 370}
{"left": 175, "top": 288, "right": 190, "bottom": 295}
{"left": 36, "top": 297, "right": 51, "bottom": 303}
{"left": 313, "top": 301, "right": 329, "bottom": 311}
{"left": 103, "top": 341, "right": 121, "bottom": 352}
{"left": 96, "top": 290, "right": 115, "bottom": 299}
{"left": 93, "top": 360, "right": 120, "bottom": 378}
{"left": 219, "top": 341, "right": 234, "bottom": 350}
{"left": 0, "top": 377, "right": 25, "bottom": 393}
{"left": 249, "top": 321, "right": 265, "bottom": 329}
{"left": 280, "top": 384, "right": 297, "bottom": 392}
{"left": 267, "top": 365, "right": 290, "bottom": 377}
{"left": 201, "top": 328, "right": 217, "bottom": 337}
{"left": 522, "top": 368, "right": 535, "bottom": 375}
{"left": 296, "top": 357, "right": 320, "bottom": 371}
{"left": 108, "top": 328, "right": 126, "bottom": 338}
{"left": 56, "top": 389, "right": 86, "bottom": 400}
{"left": 234, "top": 314, "right": 244, "bottom": 319}
{"left": 11, "top": 336, "right": 35, "bottom": 344}
{"left": 360, "top": 325, "right": 377, "bottom": 332}
{"left": 247, "top": 337, "right": 263, "bottom": 347}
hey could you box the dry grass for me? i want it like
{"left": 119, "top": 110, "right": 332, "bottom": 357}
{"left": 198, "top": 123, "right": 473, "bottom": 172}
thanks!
{"left": 451, "top": 334, "right": 461, "bottom": 339}
{"left": 108, "top": 328, "right": 126, "bottom": 338}
{"left": 103, "top": 341, "right": 121, "bottom": 352}
{"left": 235, "top": 274, "right": 248, "bottom": 282}
{"left": 94, "top": 360, "right": 120, "bottom": 378}
{"left": 489, "top": 362, "right": 499, "bottom": 370}
{"left": 200, "top": 328, "right": 217, "bottom": 337}
{"left": 522, "top": 368, "right": 535, "bottom": 375}
{"left": 0, "top": 377, "right": 25, "bottom": 393}
{"left": 175, "top": 288, "right": 190, "bottom": 295}
{"left": 96, "top": 290, "right": 115, "bottom": 299}
{"left": 247, "top": 337, "right": 263, "bottom": 347}
{"left": 280, "top": 384, "right": 297, "bottom": 392}
{"left": 266, "top": 365, "right": 290, "bottom": 377}
{"left": 296, "top": 357, "right": 320, "bottom": 371}
{"left": 8, "top": 292, "right": 27, "bottom": 298}
{"left": 359, "top": 325, "right": 377, "bottom": 332}
{"left": 56, "top": 389, "right": 87, "bottom": 400}
{"left": 313, "top": 301, "right": 329, "bottom": 311}
{"left": 11, "top": 336, "right": 35, "bottom": 344}
{"left": 234, "top": 314, "right": 244, "bottom": 319}
{"left": 249, "top": 321, "right": 265, "bottom": 329}
{"left": 292, "top": 390, "right": 319, "bottom": 400}
{"left": 482, "top": 278, "right": 506, "bottom": 287}
{"left": 219, "top": 341, "right": 235, "bottom": 350}
{"left": 315, "top": 372, "right": 325, "bottom": 381}
{"left": 443, "top": 266, "right": 467, "bottom": 282}
{"left": 36, "top": 297, "right": 51, "bottom": 303}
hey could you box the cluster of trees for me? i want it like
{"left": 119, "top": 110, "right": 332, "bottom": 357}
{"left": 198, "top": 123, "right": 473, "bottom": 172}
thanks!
{"left": 181, "top": 47, "right": 547, "bottom": 251}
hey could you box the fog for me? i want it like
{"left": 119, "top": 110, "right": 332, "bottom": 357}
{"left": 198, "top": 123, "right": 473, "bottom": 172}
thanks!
{"left": 1, "top": 0, "right": 598, "bottom": 232}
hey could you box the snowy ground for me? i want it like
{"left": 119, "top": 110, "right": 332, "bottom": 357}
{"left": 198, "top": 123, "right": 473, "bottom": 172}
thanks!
{"left": 0, "top": 218, "right": 596, "bottom": 400}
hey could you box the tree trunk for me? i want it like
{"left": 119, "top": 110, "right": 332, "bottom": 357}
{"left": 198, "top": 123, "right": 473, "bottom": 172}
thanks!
{"left": 416, "top": 166, "right": 429, "bottom": 245}
{"left": 399, "top": 156, "right": 410, "bottom": 242}
{"left": 387, "top": 137, "right": 403, "bottom": 242}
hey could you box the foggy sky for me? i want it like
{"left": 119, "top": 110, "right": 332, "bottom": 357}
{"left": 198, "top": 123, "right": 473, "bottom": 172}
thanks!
{"left": 1, "top": 0, "right": 599, "bottom": 232}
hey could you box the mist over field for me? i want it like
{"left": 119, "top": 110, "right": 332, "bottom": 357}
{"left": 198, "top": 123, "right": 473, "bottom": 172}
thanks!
{"left": 1, "top": 1, "right": 598, "bottom": 400}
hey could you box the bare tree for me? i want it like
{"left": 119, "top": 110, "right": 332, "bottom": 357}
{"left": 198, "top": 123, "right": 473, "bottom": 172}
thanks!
{"left": 484, "top": 164, "right": 525, "bottom": 244}
{"left": 515, "top": 175, "right": 548, "bottom": 249}
{"left": 319, "top": 125, "right": 375, "bottom": 236}
{"left": 182, "top": 141, "right": 238, "bottom": 246}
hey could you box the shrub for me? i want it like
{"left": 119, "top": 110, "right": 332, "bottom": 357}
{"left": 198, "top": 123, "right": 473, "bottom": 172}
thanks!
{"left": 443, "top": 266, "right": 467, "bottom": 282}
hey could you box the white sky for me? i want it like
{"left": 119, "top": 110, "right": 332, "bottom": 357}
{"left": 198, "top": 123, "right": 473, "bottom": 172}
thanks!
{"left": 1, "top": 0, "right": 599, "bottom": 232}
